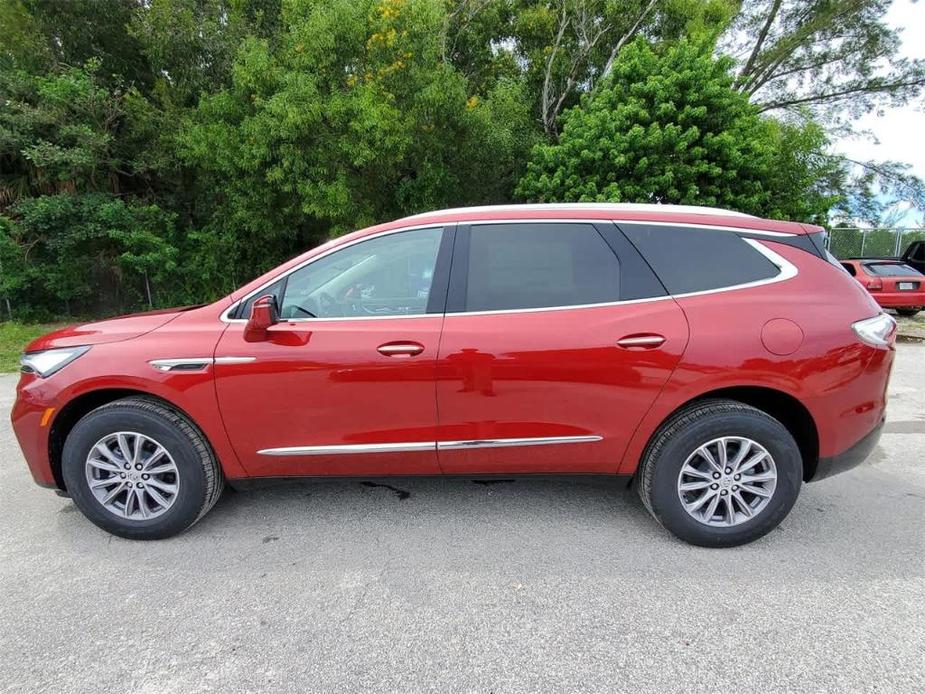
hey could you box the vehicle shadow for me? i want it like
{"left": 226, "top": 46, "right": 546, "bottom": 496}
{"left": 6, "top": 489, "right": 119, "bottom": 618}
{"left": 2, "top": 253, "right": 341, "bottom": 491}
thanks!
{"left": 53, "top": 465, "right": 925, "bottom": 583}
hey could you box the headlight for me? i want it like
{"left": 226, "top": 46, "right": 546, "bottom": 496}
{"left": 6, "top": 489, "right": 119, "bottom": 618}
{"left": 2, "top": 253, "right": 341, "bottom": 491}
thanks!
{"left": 851, "top": 313, "right": 896, "bottom": 349}
{"left": 20, "top": 346, "right": 91, "bottom": 377}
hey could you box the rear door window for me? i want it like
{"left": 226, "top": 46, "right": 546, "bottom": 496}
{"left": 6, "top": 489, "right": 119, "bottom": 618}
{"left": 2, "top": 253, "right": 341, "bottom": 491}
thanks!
{"left": 463, "top": 223, "right": 620, "bottom": 311}
{"left": 620, "top": 224, "right": 780, "bottom": 295}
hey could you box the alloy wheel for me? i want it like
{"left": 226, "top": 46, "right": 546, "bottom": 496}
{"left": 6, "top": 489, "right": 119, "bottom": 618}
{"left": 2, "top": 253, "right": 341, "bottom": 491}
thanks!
{"left": 677, "top": 436, "right": 777, "bottom": 527}
{"left": 84, "top": 431, "right": 180, "bottom": 520}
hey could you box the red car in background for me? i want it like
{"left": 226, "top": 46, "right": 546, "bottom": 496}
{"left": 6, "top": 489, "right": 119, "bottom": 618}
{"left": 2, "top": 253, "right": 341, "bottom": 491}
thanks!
{"left": 11, "top": 204, "right": 896, "bottom": 547}
{"left": 840, "top": 258, "right": 925, "bottom": 317}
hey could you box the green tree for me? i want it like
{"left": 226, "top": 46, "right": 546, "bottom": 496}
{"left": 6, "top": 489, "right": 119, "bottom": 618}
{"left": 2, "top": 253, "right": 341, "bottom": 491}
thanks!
{"left": 129, "top": 0, "right": 282, "bottom": 107}
{"left": 516, "top": 38, "right": 843, "bottom": 222}
{"left": 724, "top": 0, "right": 925, "bottom": 122}
{"left": 16, "top": 0, "right": 154, "bottom": 86}
{"left": 179, "top": 0, "right": 536, "bottom": 287}
{"left": 1, "top": 194, "right": 178, "bottom": 318}
{"left": 445, "top": 0, "right": 735, "bottom": 137}
{"left": 1, "top": 0, "right": 923, "bottom": 319}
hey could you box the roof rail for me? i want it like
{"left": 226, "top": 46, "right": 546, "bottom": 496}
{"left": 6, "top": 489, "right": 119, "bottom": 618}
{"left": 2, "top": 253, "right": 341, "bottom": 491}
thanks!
{"left": 403, "top": 203, "right": 754, "bottom": 220}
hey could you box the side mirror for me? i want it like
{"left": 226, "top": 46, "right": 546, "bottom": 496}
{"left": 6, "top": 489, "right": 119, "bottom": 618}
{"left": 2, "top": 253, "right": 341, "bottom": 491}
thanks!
{"left": 244, "top": 294, "right": 279, "bottom": 341}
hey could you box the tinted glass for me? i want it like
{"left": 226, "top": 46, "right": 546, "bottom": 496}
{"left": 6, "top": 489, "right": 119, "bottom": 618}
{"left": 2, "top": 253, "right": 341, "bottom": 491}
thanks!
{"left": 840, "top": 262, "right": 857, "bottom": 276}
{"left": 236, "top": 278, "right": 284, "bottom": 319}
{"left": 269, "top": 227, "right": 442, "bottom": 319}
{"left": 465, "top": 223, "right": 620, "bottom": 311}
{"left": 863, "top": 262, "right": 923, "bottom": 277}
{"left": 621, "top": 224, "right": 779, "bottom": 294}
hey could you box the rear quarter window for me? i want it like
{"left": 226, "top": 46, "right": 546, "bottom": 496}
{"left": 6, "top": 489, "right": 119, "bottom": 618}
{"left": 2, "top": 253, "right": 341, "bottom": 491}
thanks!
{"left": 619, "top": 224, "right": 780, "bottom": 295}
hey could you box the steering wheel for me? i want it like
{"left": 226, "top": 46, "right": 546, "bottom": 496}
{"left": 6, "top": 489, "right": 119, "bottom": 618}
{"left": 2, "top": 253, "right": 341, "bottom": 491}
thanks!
{"left": 289, "top": 305, "right": 316, "bottom": 318}
{"left": 317, "top": 291, "right": 339, "bottom": 317}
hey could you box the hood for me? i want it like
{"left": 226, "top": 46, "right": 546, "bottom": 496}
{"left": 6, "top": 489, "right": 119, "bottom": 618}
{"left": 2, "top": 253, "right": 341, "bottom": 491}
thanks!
{"left": 24, "top": 306, "right": 200, "bottom": 352}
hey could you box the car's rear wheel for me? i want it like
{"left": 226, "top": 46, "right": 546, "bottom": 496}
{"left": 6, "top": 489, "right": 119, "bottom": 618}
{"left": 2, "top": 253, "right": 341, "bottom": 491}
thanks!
{"left": 638, "top": 399, "right": 802, "bottom": 547}
{"left": 62, "top": 397, "right": 223, "bottom": 540}
{"left": 896, "top": 308, "right": 920, "bottom": 317}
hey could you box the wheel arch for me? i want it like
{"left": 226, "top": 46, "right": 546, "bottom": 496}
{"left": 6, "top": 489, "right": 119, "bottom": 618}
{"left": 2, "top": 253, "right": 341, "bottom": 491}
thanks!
{"left": 48, "top": 389, "right": 213, "bottom": 491}
{"left": 637, "top": 386, "right": 820, "bottom": 482}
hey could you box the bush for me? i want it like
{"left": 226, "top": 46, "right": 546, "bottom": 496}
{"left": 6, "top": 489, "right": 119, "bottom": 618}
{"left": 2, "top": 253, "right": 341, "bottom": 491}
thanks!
{"left": 1, "top": 194, "right": 179, "bottom": 319}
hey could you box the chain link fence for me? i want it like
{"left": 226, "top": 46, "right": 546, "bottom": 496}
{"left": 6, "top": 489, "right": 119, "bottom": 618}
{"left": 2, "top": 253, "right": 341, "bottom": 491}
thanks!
{"left": 826, "top": 228, "right": 925, "bottom": 259}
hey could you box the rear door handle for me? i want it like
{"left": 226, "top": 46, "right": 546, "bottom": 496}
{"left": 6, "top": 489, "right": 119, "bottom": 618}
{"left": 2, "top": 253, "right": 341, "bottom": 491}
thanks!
{"left": 617, "top": 334, "right": 666, "bottom": 349}
{"left": 377, "top": 341, "right": 425, "bottom": 357}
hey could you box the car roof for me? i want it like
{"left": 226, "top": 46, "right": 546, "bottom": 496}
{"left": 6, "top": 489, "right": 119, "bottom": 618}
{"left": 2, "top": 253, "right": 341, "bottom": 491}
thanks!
{"left": 229, "top": 203, "right": 820, "bottom": 301}
{"left": 378, "top": 203, "right": 816, "bottom": 236}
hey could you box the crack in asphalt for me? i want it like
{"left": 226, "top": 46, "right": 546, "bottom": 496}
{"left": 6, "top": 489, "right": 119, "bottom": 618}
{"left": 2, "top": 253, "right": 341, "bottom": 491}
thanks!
{"left": 359, "top": 481, "right": 410, "bottom": 500}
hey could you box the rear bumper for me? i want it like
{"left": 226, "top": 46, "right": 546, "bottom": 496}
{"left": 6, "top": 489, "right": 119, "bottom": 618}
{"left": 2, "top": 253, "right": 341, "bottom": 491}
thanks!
{"left": 811, "top": 417, "right": 884, "bottom": 481}
{"left": 872, "top": 292, "right": 925, "bottom": 308}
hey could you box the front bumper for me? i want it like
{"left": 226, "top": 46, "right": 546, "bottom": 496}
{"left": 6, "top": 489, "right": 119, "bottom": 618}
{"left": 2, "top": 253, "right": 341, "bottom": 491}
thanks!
{"left": 11, "top": 374, "right": 60, "bottom": 489}
{"left": 811, "top": 417, "right": 884, "bottom": 481}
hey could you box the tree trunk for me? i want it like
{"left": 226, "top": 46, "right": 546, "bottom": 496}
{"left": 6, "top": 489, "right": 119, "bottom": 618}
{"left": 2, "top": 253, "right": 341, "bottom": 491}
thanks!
{"left": 145, "top": 271, "right": 153, "bottom": 309}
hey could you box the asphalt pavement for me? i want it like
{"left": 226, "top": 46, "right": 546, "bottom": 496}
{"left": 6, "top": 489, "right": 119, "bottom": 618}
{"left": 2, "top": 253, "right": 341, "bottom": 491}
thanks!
{"left": 1, "top": 345, "right": 923, "bottom": 693}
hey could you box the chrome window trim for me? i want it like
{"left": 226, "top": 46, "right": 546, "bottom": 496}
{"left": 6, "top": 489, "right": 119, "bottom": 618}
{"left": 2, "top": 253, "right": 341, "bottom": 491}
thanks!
{"left": 222, "top": 219, "right": 798, "bottom": 323}
{"left": 441, "top": 238, "right": 798, "bottom": 318}
{"left": 257, "top": 435, "right": 603, "bottom": 456}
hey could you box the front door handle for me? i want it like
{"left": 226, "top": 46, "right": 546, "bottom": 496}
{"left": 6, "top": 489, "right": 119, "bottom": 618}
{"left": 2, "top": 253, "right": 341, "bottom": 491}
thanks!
{"left": 377, "top": 341, "right": 425, "bottom": 357}
{"left": 617, "top": 334, "right": 666, "bottom": 349}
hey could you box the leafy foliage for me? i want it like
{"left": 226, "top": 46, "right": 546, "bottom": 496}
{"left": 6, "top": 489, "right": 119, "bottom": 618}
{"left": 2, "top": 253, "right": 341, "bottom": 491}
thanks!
{"left": 446, "top": 0, "right": 736, "bottom": 137}
{"left": 1, "top": 194, "right": 177, "bottom": 318}
{"left": 723, "top": 0, "right": 925, "bottom": 123}
{"left": 517, "top": 39, "right": 842, "bottom": 222}
{"left": 0, "top": 0, "right": 921, "bottom": 319}
{"left": 177, "top": 0, "right": 536, "bottom": 287}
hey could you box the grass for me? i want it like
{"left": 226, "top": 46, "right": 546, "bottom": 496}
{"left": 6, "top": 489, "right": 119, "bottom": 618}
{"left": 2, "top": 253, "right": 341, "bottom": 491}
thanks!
{"left": 894, "top": 311, "right": 925, "bottom": 339}
{"left": 0, "top": 321, "right": 70, "bottom": 373}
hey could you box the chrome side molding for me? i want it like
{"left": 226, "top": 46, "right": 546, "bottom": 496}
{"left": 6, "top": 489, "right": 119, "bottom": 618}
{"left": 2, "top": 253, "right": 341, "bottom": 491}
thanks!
{"left": 257, "top": 442, "right": 436, "bottom": 456}
{"left": 436, "top": 436, "right": 602, "bottom": 450}
{"left": 257, "top": 435, "right": 603, "bottom": 456}
{"left": 214, "top": 357, "right": 257, "bottom": 365}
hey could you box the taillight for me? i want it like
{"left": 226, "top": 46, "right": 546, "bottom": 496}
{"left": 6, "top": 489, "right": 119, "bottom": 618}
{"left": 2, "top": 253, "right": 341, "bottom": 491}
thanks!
{"left": 865, "top": 277, "right": 883, "bottom": 291}
{"left": 852, "top": 313, "right": 896, "bottom": 348}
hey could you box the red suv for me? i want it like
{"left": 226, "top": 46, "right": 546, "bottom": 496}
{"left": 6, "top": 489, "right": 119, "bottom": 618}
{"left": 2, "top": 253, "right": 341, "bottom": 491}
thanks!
{"left": 12, "top": 204, "right": 896, "bottom": 546}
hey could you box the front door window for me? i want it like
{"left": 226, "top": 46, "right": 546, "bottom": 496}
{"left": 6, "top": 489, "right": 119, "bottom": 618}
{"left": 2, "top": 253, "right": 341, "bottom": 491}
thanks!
{"left": 278, "top": 227, "right": 442, "bottom": 319}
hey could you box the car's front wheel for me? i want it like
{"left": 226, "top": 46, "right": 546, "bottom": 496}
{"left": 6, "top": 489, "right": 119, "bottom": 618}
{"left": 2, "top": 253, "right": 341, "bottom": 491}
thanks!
{"left": 62, "top": 397, "right": 223, "bottom": 540}
{"left": 638, "top": 399, "right": 802, "bottom": 547}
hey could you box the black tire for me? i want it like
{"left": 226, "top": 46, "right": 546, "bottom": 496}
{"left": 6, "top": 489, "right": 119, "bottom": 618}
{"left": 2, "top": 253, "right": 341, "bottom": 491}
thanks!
{"left": 637, "top": 399, "right": 802, "bottom": 548}
{"left": 62, "top": 397, "right": 223, "bottom": 540}
{"left": 896, "top": 308, "right": 919, "bottom": 317}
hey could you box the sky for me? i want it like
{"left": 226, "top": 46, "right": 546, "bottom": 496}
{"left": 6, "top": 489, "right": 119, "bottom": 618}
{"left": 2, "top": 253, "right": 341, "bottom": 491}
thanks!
{"left": 833, "top": 0, "right": 925, "bottom": 225}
